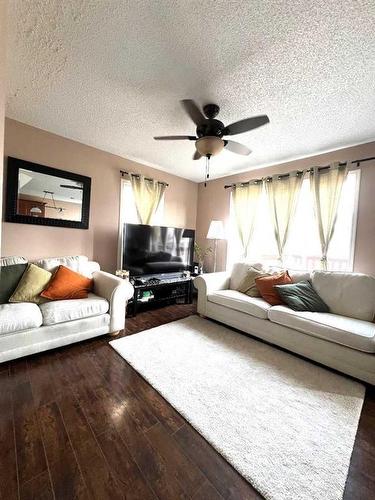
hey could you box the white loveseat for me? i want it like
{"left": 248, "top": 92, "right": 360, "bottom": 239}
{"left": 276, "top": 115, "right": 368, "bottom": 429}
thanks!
{"left": 194, "top": 263, "right": 375, "bottom": 385}
{"left": 0, "top": 255, "right": 134, "bottom": 363}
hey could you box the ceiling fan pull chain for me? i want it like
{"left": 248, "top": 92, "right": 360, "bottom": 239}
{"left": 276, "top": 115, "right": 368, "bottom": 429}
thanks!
{"left": 204, "top": 155, "right": 211, "bottom": 187}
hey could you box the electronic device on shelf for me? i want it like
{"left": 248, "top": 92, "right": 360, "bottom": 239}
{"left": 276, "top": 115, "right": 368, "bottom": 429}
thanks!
{"left": 122, "top": 223, "right": 195, "bottom": 277}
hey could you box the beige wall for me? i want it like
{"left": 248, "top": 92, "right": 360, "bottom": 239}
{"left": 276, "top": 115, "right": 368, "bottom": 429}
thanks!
{"left": 2, "top": 119, "right": 198, "bottom": 272}
{"left": 0, "top": 0, "right": 7, "bottom": 252}
{"left": 196, "top": 141, "right": 375, "bottom": 276}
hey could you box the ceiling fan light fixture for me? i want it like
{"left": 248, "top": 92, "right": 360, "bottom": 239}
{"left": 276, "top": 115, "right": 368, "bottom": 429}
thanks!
{"left": 195, "top": 136, "right": 224, "bottom": 157}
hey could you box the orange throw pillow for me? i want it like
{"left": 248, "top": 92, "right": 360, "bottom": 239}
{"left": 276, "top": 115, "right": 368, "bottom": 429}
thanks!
{"left": 41, "top": 265, "right": 93, "bottom": 300}
{"left": 255, "top": 271, "right": 292, "bottom": 305}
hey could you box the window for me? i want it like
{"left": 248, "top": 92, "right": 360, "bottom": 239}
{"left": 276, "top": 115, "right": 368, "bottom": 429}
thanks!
{"left": 227, "top": 169, "right": 360, "bottom": 271}
{"left": 120, "top": 179, "right": 165, "bottom": 225}
{"left": 117, "top": 178, "right": 165, "bottom": 268}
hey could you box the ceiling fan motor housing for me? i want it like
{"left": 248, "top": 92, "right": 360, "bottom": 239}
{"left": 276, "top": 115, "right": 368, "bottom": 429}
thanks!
{"left": 196, "top": 119, "right": 225, "bottom": 138}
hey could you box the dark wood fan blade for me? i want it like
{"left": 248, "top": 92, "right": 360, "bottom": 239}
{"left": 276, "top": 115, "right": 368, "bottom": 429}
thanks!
{"left": 224, "top": 115, "right": 270, "bottom": 136}
{"left": 154, "top": 135, "right": 196, "bottom": 140}
{"left": 224, "top": 140, "right": 252, "bottom": 156}
{"left": 60, "top": 184, "right": 84, "bottom": 190}
{"left": 193, "top": 150, "right": 202, "bottom": 160}
{"left": 180, "top": 100, "right": 205, "bottom": 126}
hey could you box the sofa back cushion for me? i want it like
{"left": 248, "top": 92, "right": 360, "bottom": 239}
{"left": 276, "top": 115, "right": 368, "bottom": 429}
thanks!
{"left": 312, "top": 271, "right": 375, "bottom": 321}
{"left": 33, "top": 255, "right": 100, "bottom": 277}
{"left": 0, "top": 256, "right": 27, "bottom": 267}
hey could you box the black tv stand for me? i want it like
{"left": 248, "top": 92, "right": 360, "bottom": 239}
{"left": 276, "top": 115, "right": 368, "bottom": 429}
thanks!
{"left": 128, "top": 274, "right": 193, "bottom": 317}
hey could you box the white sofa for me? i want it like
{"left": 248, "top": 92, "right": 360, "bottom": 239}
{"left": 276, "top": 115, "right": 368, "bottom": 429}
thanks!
{"left": 0, "top": 255, "right": 134, "bottom": 363}
{"left": 194, "top": 263, "right": 375, "bottom": 385}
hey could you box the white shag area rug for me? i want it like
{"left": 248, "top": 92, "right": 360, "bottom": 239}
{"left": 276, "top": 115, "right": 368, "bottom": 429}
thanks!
{"left": 110, "top": 315, "right": 365, "bottom": 500}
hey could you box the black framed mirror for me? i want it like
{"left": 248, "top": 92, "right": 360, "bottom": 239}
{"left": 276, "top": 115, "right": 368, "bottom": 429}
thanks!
{"left": 5, "top": 157, "right": 91, "bottom": 229}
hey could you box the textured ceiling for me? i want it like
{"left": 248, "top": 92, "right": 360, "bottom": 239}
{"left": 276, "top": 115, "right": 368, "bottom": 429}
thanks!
{"left": 6, "top": 0, "right": 375, "bottom": 182}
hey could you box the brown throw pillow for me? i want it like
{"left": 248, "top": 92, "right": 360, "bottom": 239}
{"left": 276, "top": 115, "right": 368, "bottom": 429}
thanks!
{"left": 255, "top": 271, "right": 292, "bottom": 305}
{"left": 41, "top": 265, "right": 93, "bottom": 300}
{"left": 237, "top": 267, "right": 270, "bottom": 297}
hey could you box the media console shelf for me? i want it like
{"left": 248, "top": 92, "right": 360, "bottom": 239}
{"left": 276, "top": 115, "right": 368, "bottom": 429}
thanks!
{"left": 127, "top": 276, "right": 193, "bottom": 317}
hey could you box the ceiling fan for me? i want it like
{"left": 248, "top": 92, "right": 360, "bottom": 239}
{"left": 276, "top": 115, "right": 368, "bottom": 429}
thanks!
{"left": 154, "top": 100, "right": 270, "bottom": 183}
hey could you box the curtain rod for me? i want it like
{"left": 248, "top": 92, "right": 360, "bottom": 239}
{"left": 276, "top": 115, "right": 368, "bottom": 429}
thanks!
{"left": 223, "top": 156, "right": 375, "bottom": 189}
{"left": 120, "top": 170, "right": 169, "bottom": 186}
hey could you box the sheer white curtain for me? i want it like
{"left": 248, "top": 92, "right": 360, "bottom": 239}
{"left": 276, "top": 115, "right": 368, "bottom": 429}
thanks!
{"left": 310, "top": 162, "right": 348, "bottom": 269}
{"left": 129, "top": 174, "right": 166, "bottom": 225}
{"left": 264, "top": 171, "right": 304, "bottom": 264}
{"left": 231, "top": 181, "right": 262, "bottom": 258}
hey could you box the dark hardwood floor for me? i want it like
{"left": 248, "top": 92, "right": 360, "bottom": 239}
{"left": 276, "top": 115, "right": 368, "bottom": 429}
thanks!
{"left": 0, "top": 301, "right": 374, "bottom": 500}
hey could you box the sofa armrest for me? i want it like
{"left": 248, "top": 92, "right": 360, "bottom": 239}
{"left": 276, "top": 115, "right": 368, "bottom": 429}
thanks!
{"left": 93, "top": 271, "right": 134, "bottom": 333}
{"left": 194, "top": 272, "right": 230, "bottom": 316}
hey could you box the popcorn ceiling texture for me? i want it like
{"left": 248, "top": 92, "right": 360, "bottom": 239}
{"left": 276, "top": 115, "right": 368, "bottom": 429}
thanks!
{"left": 6, "top": 0, "right": 375, "bottom": 181}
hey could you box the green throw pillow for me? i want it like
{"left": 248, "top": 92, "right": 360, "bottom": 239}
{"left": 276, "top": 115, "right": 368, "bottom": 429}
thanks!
{"left": 274, "top": 280, "right": 330, "bottom": 313}
{"left": 9, "top": 263, "right": 52, "bottom": 304}
{"left": 0, "top": 263, "right": 28, "bottom": 303}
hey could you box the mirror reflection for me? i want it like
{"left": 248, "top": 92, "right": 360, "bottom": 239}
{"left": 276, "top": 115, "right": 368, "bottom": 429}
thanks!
{"left": 17, "top": 168, "right": 83, "bottom": 221}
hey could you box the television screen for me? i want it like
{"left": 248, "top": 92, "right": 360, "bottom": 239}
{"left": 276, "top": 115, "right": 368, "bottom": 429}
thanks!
{"left": 122, "top": 223, "right": 195, "bottom": 276}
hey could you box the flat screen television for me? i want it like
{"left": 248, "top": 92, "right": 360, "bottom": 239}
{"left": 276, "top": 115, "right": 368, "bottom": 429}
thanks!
{"left": 122, "top": 223, "right": 195, "bottom": 277}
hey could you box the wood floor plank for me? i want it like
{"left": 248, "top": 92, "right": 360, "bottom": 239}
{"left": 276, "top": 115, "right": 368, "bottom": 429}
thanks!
{"left": 56, "top": 395, "right": 94, "bottom": 452}
{"left": 10, "top": 358, "right": 29, "bottom": 386}
{"left": 113, "top": 405, "right": 189, "bottom": 500}
{"left": 100, "top": 385, "right": 158, "bottom": 432}
{"left": 174, "top": 424, "right": 263, "bottom": 500}
{"left": 72, "top": 380, "right": 114, "bottom": 436}
{"left": 27, "top": 356, "right": 56, "bottom": 408}
{"left": 192, "top": 481, "right": 224, "bottom": 500}
{"left": 96, "top": 428, "right": 156, "bottom": 500}
{"left": 0, "top": 370, "right": 18, "bottom": 500}
{"left": 12, "top": 380, "right": 47, "bottom": 485}
{"left": 38, "top": 402, "right": 88, "bottom": 499}
{"left": 58, "top": 392, "right": 123, "bottom": 499}
{"left": 19, "top": 471, "right": 54, "bottom": 500}
{"left": 146, "top": 422, "right": 206, "bottom": 497}
{"left": 70, "top": 433, "right": 123, "bottom": 500}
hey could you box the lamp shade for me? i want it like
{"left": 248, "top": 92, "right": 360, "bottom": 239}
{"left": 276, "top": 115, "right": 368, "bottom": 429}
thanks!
{"left": 206, "top": 220, "right": 226, "bottom": 240}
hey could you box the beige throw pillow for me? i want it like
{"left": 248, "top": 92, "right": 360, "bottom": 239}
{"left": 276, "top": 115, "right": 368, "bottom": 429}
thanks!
{"left": 237, "top": 267, "right": 270, "bottom": 297}
{"left": 9, "top": 263, "right": 52, "bottom": 304}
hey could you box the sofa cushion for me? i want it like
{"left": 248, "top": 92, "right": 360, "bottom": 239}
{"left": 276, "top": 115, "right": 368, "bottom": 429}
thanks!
{"left": 41, "top": 265, "right": 93, "bottom": 300}
{"left": 312, "top": 271, "right": 375, "bottom": 322}
{"left": 237, "top": 267, "right": 270, "bottom": 297}
{"left": 9, "top": 264, "right": 52, "bottom": 304}
{"left": 275, "top": 280, "right": 329, "bottom": 313}
{"left": 207, "top": 289, "right": 272, "bottom": 319}
{"left": 255, "top": 271, "right": 292, "bottom": 305}
{"left": 0, "top": 303, "right": 43, "bottom": 334}
{"left": 39, "top": 293, "right": 109, "bottom": 326}
{"left": 268, "top": 305, "right": 375, "bottom": 353}
{"left": 229, "top": 262, "right": 264, "bottom": 291}
{"left": 0, "top": 263, "right": 28, "bottom": 304}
